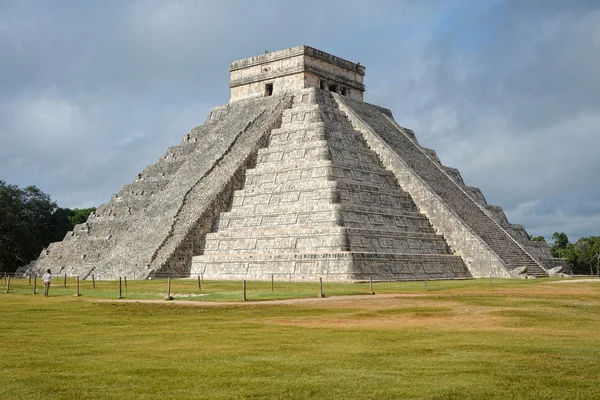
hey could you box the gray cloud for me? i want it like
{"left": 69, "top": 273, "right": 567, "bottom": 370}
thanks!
{"left": 372, "top": 0, "right": 600, "bottom": 240}
{"left": 1, "top": 0, "right": 598, "bottom": 241}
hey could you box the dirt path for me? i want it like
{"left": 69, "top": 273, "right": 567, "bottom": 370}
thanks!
{"left": 92, "top": 293, "right": 427, "bottom": 307}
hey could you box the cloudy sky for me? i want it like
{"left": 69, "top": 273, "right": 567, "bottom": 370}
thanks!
{"left": 1, "top": 0, "right": 598, "bottom": 241}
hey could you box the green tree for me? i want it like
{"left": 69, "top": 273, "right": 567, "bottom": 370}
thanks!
{"left": 552, "top": 232, "right": 569, "bottom": 249}
{"left": 70, "top": 207, "right": 96, "bottom": 226}
{"left": 0, "top": 180, "right": 88, "bottom": 273}
{"left": 572, "top": 237, "right": 600, "bottom": 275}
{"left": 531, "top": 236, "right": 546, "bottom": 243}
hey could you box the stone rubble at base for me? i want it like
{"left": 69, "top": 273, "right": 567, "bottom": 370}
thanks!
{"left": 22, "top": 46, "right": 569, "bottom": 281}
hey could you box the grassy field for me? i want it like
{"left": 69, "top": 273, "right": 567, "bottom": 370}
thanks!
{"left": 1, "top": 277, "right": 600, "bottom": 399}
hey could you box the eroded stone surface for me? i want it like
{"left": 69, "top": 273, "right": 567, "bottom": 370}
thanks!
{"left": 191, "top": 88, "right": 471, "bottom": 280}
{"left": 25, "top": 46, "right": 568, "bottom": 280}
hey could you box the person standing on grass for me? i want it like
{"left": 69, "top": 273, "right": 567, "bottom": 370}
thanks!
{"left": 43, "top": 269, "right": 52, "bottom": 297}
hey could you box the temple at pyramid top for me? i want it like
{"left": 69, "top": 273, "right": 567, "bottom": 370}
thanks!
{"left": 229, "top": 45, "right": 366, "bottom": 102}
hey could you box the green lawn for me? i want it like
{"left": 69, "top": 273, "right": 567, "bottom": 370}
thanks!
{"left": 1, "top": 278, "right": 599, "bottom": 399}
{"left": 4, "top": 275, "right": 585, "bottom": 301}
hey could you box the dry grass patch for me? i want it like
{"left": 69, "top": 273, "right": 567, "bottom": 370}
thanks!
{"left": 2, "top": 278, "right": 600, "bottom": 399}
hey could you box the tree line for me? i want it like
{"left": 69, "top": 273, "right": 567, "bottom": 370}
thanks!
{"left": 0, "top": 180, "right": 95, "bottom": 273}
{"left": 532, "top": 233, "right": 600, "bottom": 275}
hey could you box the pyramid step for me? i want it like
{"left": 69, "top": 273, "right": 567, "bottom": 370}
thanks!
{"left": 203, "top": 227, "right": 450, "bottom": 255}
{"left": 161, "top": 142, "right": 201, "bottom": 160}
{"left": 230, "top": 185, "right": 336, "bottom": 208}
{"left": 75, "top": 220, "right": 131, "bottom": 238}
{"left": 230, "top": 184, "right": 418, "bottom": 211}
{"left": 229, "top": 201, "right": 340, "bottom": 216}
{"left": 118, "top": 179, "right": 170, "bottom": 197}
{"left": 257, "top": 142, "right": 330, "bottom": 164}
{"left": 345, "top": 228, "right": 450, "bottom": 254}
{"left": 330, "top": 163, "right": 396, "bottom": 183}
{"left": 250, "top": 158, "right": 333, "bottom": 174}
{"left": 340, "top": 209, "right": 434, "bottom": 233}
{"left": 204, "top": 226, "right": 347, "bottom": 254}
{"left": 218, "top": 203, "right": 427, "bottom": 224}
{"left": 281, "top": 105, "right": 348, "bottom": 126}
{"left": 281, "top": 103, "right": 322, "bottom": 115}
{"left": 245, "top": 163, "right": 331, "bottom": 186}
{"left": 326, "top": 136, "right": 372, "bottom": 151}
{"left": 258, "top": 139, "right": 329, "bottom": 156}
{"left": 238, "top": 179, "right": 408, "bottom": 200}
{"left": 216, "top": 208, "right": 341, "bottom": 230}
{"left": 139, "top": 159, "right": 187, "bottom": 179}
{"left": 269, "top": 122, "right": 326, "bottom": 137}
{"left": 245, "top": 163, "right": 399, "bottom": 187}
{"left": 268, "top": 134, "right": 327, "bottom": 149}
{"left": 339, "top": 203, "right": 420, "bottom": 216}
{"left": 339, "top": 97, "right": 549, "bottom": 276}
{"left": 280, "top": 110, "right": 326, "bottom": 128}
{"left": 333, "top": 173, "right": 398, "bottom": 188}
{"left": 258, "top": 139, "right": 381, "bottom": 164}
{"left": 335, "top": 180, "right": 406, "bottom": 196}
{"left": 239, "top": 178, "right": 337, "bottom": 195}
{"left": 191, "top": 252, "right": 470, "bottom": 281}
{"left": 336, "top": 188, "right": 418, "bottom": 210}
{"left": 270, "top": 125, "right": 368, "bottom": 147}
{"left": 217, "top": 205, "right": 433, "bottom": 234}
{"left": 328, "top": 146, "right": 382, "bottom": 166}
{"left": 253, "top": 155, "right": 395, "bottom": 176}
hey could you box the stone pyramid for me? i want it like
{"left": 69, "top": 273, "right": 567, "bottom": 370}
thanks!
{"left": 29, "top": 46, "right": 568, "bottom": 280}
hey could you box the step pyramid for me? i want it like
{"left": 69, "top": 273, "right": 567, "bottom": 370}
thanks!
{"left": 191, "top": 89, "right": 470, "bottom": 280}
{"left": 26, "top": 45, "right": 569, "bottom": 280}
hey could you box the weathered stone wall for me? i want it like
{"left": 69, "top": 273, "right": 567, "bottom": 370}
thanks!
{"left": 192, "top": 88, "right": 470, "bottom": 281}
{"left": 230, "top": 72, "right": 305, "bottom": 102}
{"left": 28, "top": 94, "right": 291, "bottom": 279}
{"left": 335, "top": 93, "right": 571, "bottom": 276}
{"left": 229, "top": 45, "right": 364, "bottom": 102}
{"left": 433, "top": 152, "right": 568, "bottom": 272}
{"left": 335, "top": 94, "right": 529, "bottom": 278}
{"left": 147, "top": 94, "right": 293, "bottom": 278}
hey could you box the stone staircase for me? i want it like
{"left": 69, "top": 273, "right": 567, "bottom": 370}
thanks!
{"left": 338, "top": 97, "right": 548, "bottom": 277}
{"left": 191, "top": 88, "right": 470, "bottom": 281}
{"left": 28, "top": 94, "right": 289, "bottom": 279}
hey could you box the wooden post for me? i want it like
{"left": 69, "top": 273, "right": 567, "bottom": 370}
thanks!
{"left": 118, "top": 277, "right": 122, "bottom": 299}
{"left": 271, "top": 274, "right": 274, "bottom": 292}
{"left": 124, "top": 276, "right": 127, "bottom": 288}
{"left": 369, "top": 276, "right": 374, "bottom": 295}
{"left": 6, "top": 276, "right": 10, "bottom": 293}
{"left": 197, "top": 275, "right": 201, "bottom": 291}
{"left": 318, "top": 277, "right": 324, "bottom": 298}
{"left": 28, "top": 273, "right": 32, "bottom": 286}
{"left": 167, "top": 276, "right": 172, "bottom": 300}
{"left": 92, "top": 274, "right": 96, "bottom": 289}
{"left": 64, "top": 273, "right": 67, "bottom": 288}
{"left": 242, "top": 280, "right": 247, "bottom": 302}
{"left": 33, "top": 275, "right": 37, "bottom": 294}
{"left": 75, "top": 276, "right": 80, "bottom": 297}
